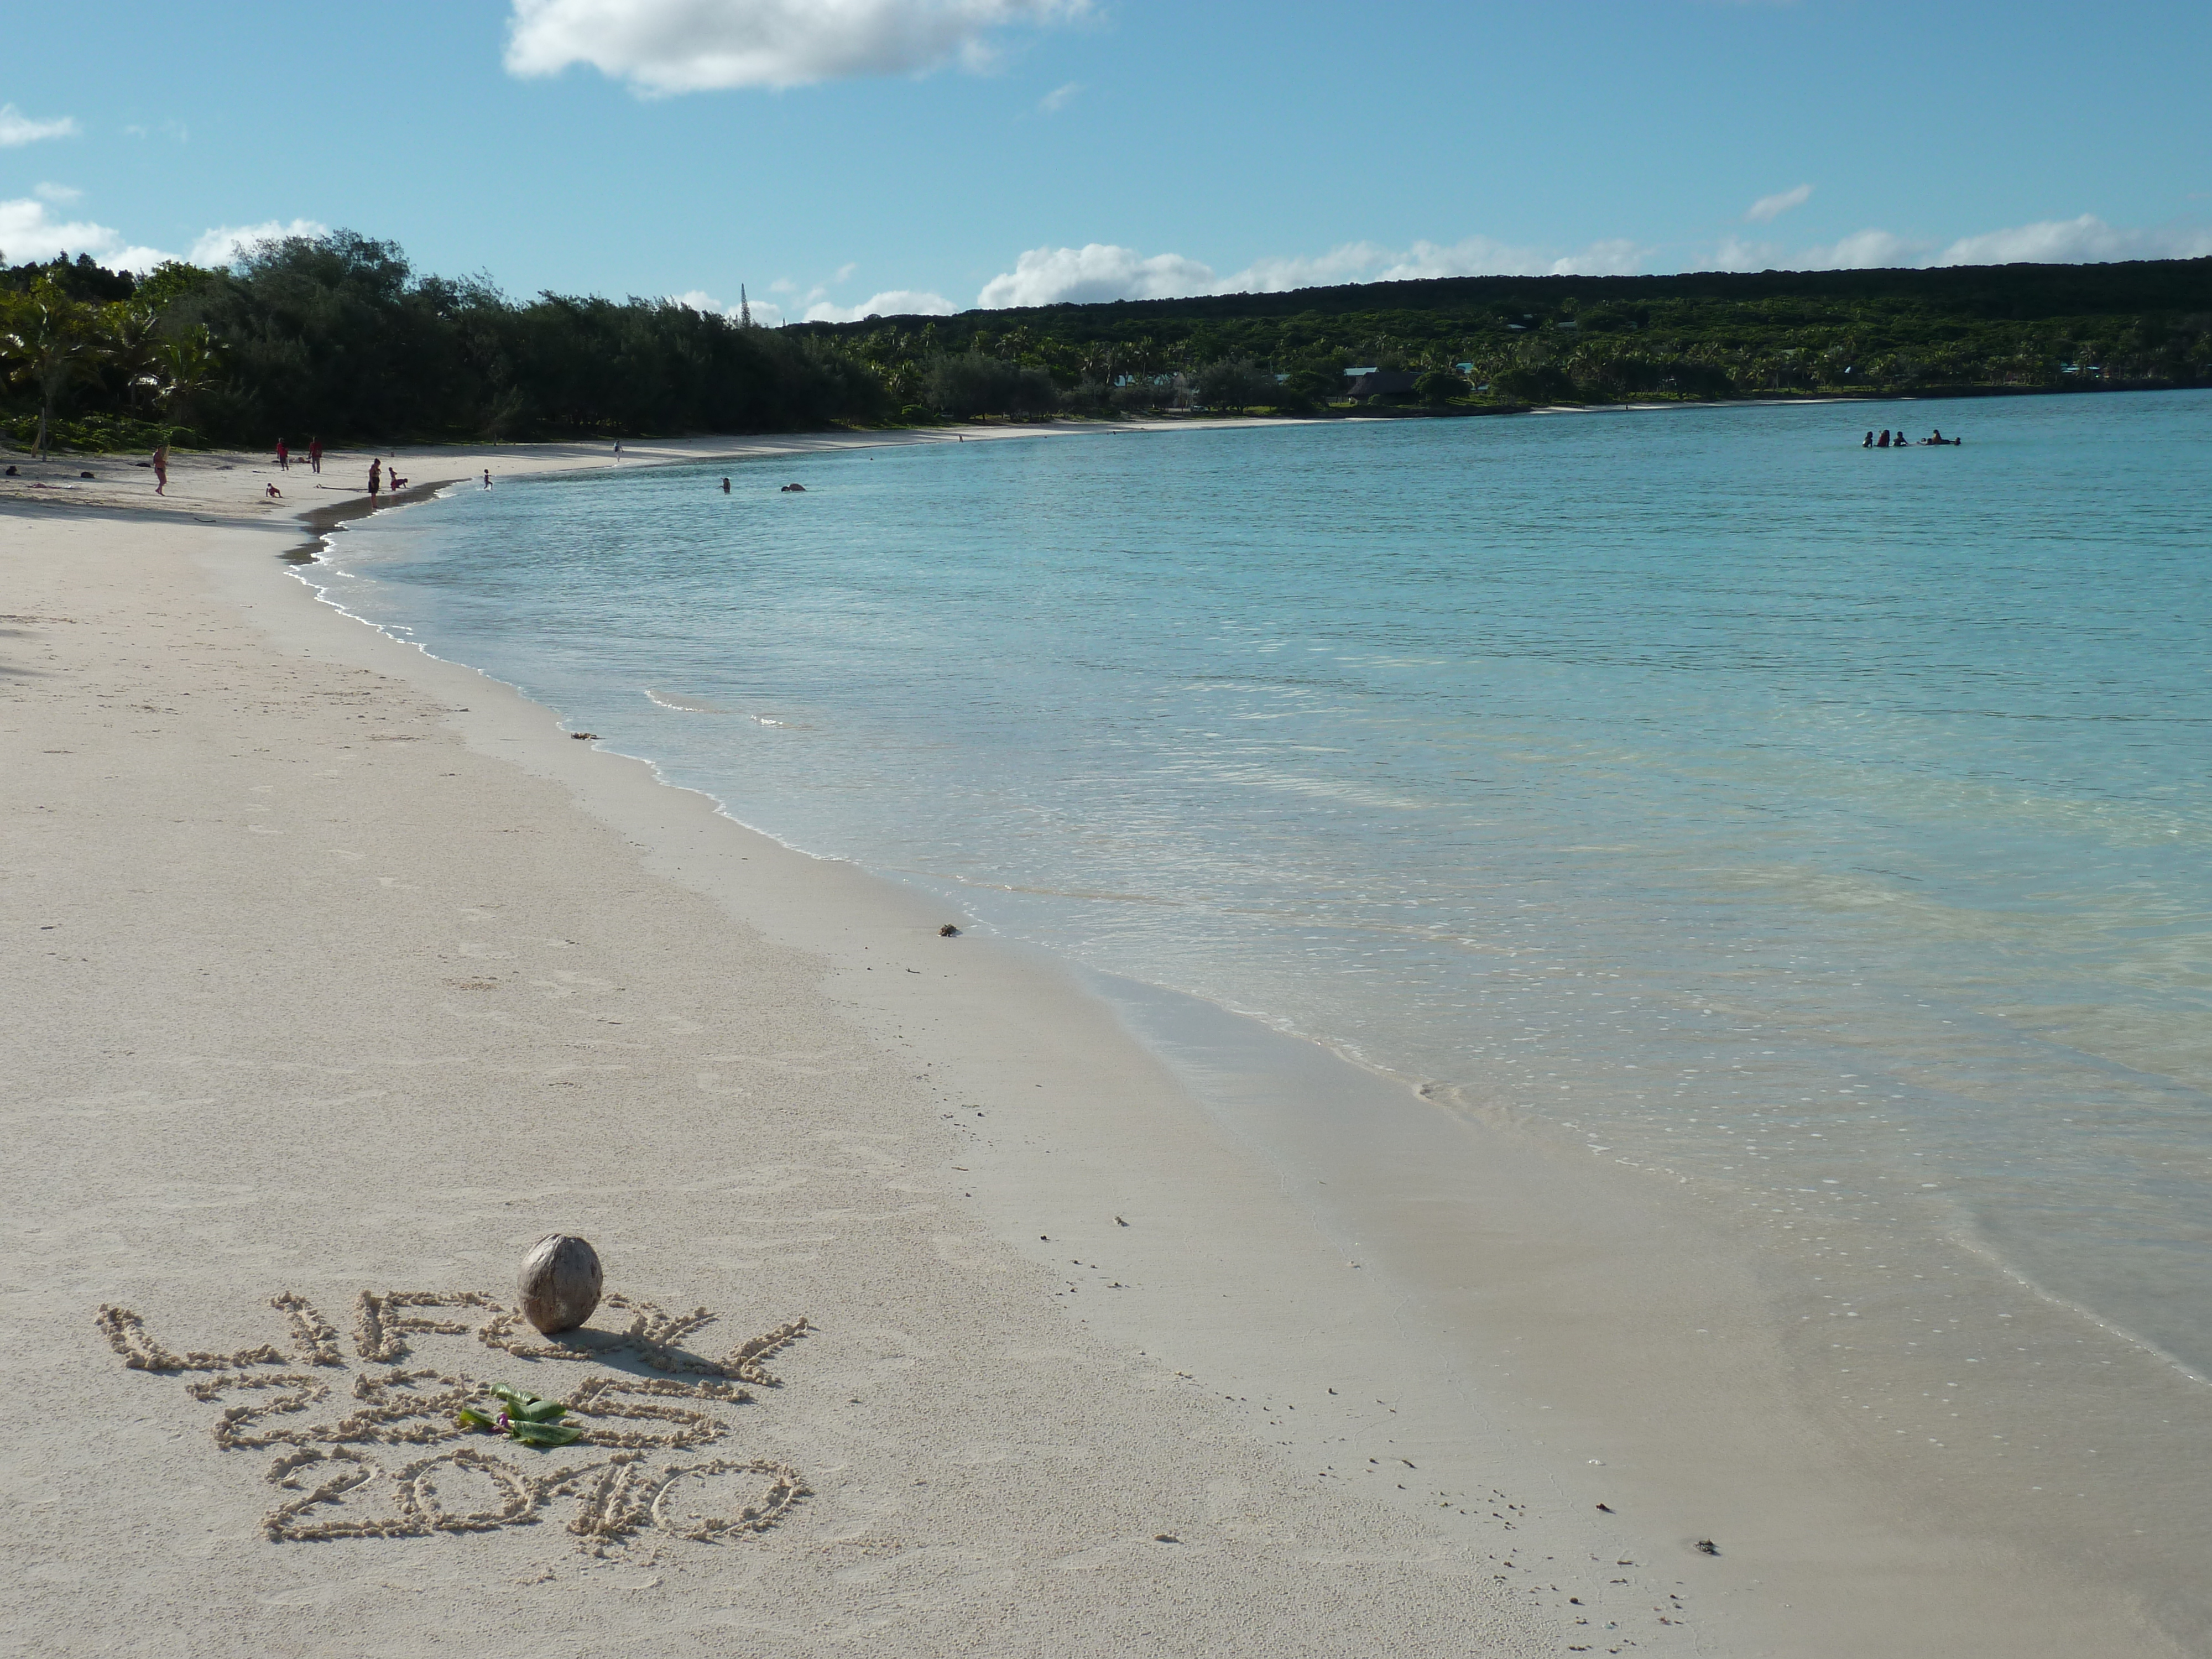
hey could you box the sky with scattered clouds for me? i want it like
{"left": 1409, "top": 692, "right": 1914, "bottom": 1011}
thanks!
{"left": 7, "top": 1, "right": 2210, "bottom": 320}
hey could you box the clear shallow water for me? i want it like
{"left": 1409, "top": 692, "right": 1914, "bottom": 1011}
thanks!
{"left": 323, "top": 394, "right": 2212, "bottom": 1374}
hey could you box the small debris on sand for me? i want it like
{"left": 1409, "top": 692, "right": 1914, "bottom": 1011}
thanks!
{"left": 1695, "top": 1539, "right": 1720, "bottom": 1556}
{"left": 938, "top": 923, "right": 961, "bottom": 936}
{"left": 571, "top": 732, "right": 597, "bottom": 740}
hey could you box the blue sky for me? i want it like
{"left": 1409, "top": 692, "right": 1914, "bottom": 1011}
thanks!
{"left": 7, "top": 1, "right": 2209, "bottom": 322}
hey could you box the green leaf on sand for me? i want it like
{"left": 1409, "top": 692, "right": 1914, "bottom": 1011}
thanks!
{"left": 508, "top": 1418, "right": 583, "bottom": 1448}
{"left": 456, "top": 1384, "right": 584, "bottom": 1447}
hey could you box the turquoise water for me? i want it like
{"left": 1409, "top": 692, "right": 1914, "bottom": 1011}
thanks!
{"left": 321, "top": 393, "right": 2212, "bottom": 1375}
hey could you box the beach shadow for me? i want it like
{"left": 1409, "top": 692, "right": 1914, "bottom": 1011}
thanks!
{"left": 502, "top": 1337, "right": 745, "bottom": 1384}
{"left": 283, "top": 478, "right": 458, "bottom": 562}
{"left": 0, "top": 617, "right": 59, "bottom": 678}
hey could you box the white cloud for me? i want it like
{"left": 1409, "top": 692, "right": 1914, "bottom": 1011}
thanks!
{"left": 1932, "top": 213, "right": 2212, "bottom": 266}
{"left": 0, "top": 105, "right": 78, "bottom": 147}
{"left": 977, "top": 243, "right": 1216, "bottom": 307}
{"left": 1728, "top": 213, "right": 2212, "bottom": 274}
{"left": 1708, "top": 234, "right": 1781, "bottom": 271}
{"left": 0, "top": 197, "right": 170, "bottom": 271}
{"left": 803, "top": 288, "right": 955, "bottom": 322}
{"left": 1317, "top": 234, "right": 1648, "bottom": 283}
{"left": 1796, "top": 227, "right": 1934, "bottom": 269}
{"left": 1744, "top": 182, "right": 1813, "bottom": 223}
{"left": 33, "top": 181, "right": 82, "bottom": 204}
{"left": 975, "top": 233, "right": 1655, "bottom": 308}
{"left": 504, "top": 0, "right": 1087, "bottom": 94}
{"left": 671, "top": 288, "right": 790, "bottom": 325}
{"left": 190, "top": 218, "right": 332, "bottom": 268}
{"left": 1037, "top": 80, "right": 1079, "bottom": 112}
{"left": 811, "top": 210, "right": 2212, "bottom": 328}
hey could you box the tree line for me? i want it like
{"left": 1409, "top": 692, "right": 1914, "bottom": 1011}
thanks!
{"left": 0, "top": 232, "right": 886, "bottom": 454}
{"left": 815, "top": 257, "right": 2212, "bottom": 413}
{"left": 6, "top": 233, "right": 2209, "bottom": 452}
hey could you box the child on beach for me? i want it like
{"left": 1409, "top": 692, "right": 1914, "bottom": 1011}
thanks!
{"left": 368, "top": 458, "right": 381, "bottom": 504}
{"left": 152, "top": 442, "right": 168, "bottom": 495}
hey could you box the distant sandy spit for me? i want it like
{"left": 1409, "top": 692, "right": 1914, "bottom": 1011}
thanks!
{"left": 2, "top": 431, "right": 2188, "bottom": 1658}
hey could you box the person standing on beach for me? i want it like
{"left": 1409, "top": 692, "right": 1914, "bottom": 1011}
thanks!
{"left": 482, "top": 469, "right": 492, "bottom": 489}
{"left": 152, "top": 441, "right": 168, "bottom": 496}
{"left": 309, "top": 436, "right": 323, "bottom": 474}
{"left": 368, "top": 457, "right": 382, "bottom": 505}
{"left": 276, "top": 437, "right": 289, "bottom": 471}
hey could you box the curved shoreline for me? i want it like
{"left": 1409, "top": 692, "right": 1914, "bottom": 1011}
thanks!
{"left": 284, "top": 436, "right": 2211, "bottom": 1654}
{"left": 4, "top": 430, "right": 2201, "bottom": 1656}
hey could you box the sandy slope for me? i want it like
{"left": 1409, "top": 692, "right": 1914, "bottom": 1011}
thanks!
{"left": 1, "top": 441, "right": 1629, "bottom": 1657}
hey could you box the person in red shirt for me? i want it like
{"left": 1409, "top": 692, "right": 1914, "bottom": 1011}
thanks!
{"left": 308, "top": 436, "right": 323, "bottom": 474}
{"left": 276, "top": 437, "right": 290, "bottom": 471}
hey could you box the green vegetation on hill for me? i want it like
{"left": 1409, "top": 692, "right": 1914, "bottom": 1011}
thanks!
{"left": 807, "top": 259, "right": 2212, "bottom": 411}
{"left": 4, "top": 232, "right": 2208, "bottom": 450}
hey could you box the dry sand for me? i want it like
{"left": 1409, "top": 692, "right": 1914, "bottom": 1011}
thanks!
{"left": 1, "top": 434, "right": 2197, "bottom": 1657}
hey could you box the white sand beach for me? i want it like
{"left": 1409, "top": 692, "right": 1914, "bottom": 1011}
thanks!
{"left": 2, "top": 434, "right": 2196, "bottom": 1657}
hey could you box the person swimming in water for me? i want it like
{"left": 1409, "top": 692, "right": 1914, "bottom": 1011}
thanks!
{"left": 1877, "top": 429, "right": 1891, "bottom": 447}
{"left": 721, "top": 477, "right": 731, "bottom": 493}
{"left": 1863, "top": 431, "right": 1875, "bottom": 447}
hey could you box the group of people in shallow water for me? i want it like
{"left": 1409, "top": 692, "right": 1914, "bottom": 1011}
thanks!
{"left": 363, "top": 456, "right": 411, "bottom": 503}
{"left": 1866, "top": 428, "right": 1961, "bottom": 447}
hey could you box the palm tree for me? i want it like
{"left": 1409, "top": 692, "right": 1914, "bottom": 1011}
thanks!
{"left": 147, "top": 325, "right": 223, "bottom": 432}
{"left": 107, "top": 304, "right": 162, "bottom": 415}
{"left": 1, "top": 279, "right": 105, "bottom": 457}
